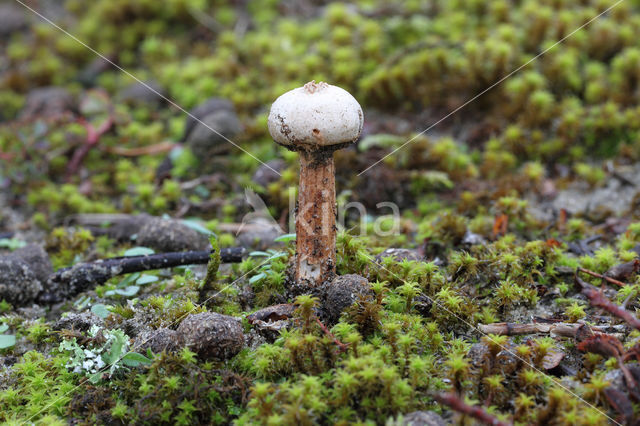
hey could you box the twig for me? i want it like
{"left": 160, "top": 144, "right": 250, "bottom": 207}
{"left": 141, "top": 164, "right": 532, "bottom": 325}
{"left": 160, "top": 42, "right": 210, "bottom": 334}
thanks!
{"left": 39, "top": 247, "right": 246, "bottom": 303}
{"left": 478, "top": 322, "right": 621, "bottom": 339}
{"left": 315, "top": 317, "right": 349, "bottom": 353}
{"left": 578, "top": 267, "right": 627, "bottom": 287}
{"left": 66, "top": 116, "right": 114, "bottom": 180}
{"left": 101, "top": 141, "right": 177, "bottom": 156}
{"left": 433, "top": 393, "right": 510, "bottom": 426}
{"left": 575, "top": 271, "right": 640, "bottom": 331}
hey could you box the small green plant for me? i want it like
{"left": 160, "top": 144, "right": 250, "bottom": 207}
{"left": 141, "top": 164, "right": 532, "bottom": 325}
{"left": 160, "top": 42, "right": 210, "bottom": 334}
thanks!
{"left": 59, "top": 325, "right": 151, "bottom": 383}
{"left": 0, "top": 322, "right": 16, "bottom": 349}
{"left": 248, "top": 248, "right": 289, "bottom": 305}
{"left": 0, "top": 238, "right": 26, "bottom": 250}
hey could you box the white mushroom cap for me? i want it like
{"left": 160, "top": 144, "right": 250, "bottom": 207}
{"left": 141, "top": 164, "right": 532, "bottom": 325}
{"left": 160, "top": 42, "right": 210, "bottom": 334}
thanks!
{"left": 268, "top": 81, "right": 363, "bottom": 148}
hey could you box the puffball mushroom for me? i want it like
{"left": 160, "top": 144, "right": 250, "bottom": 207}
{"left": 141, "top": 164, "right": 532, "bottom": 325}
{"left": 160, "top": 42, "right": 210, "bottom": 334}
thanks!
{"left": 268, "top": 81, "right": 363, "bottom": 287}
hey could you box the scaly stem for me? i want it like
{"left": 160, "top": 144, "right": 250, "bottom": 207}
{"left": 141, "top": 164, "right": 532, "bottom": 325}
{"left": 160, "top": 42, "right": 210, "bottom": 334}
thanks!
{"left": 295, "top": 150, "right": 336, "bottom": 286}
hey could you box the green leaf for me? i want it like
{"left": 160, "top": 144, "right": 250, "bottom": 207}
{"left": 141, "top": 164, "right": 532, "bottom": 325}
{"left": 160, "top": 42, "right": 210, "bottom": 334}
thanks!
{"left": 121, "top": 352, "right": 152, "bottom": 367}
{"left": 249, "top": 251, "right": 270, "bottom": 257}
{"left": 274, "top": 233, "right": 296, "bottom": 243}
{"left": 88, "top": 372, "right": 102, "bottom": 384}
{"left": 181, "top": 219, "right": 216, "bottom": 236}
{"left": 0, "top": 324, "right": 8, "bottom": 333}
{"left": 91, "top": 304, "right": 111, "bottom": 319}
{"left": 358, "top": 133, "right": 405, "bottom": 151}
{"left": 124, "top": 247, "right": 154, "bottom": 257}
{"left": 102, "top": 330, "right": 129, "bottom": 365}
{"left": 0, "top": 238, "right": 26, "bottom": 250}
{"left": 117, "top": 272, "right": 141, "bottom": 288}
{"left": 249, "top": 272, "right": 266, "bottom": 284}
{"left": 0, "top": 334, "right": 16, "bottom": 349}
{"left": 136, "top": 274, "right": 159, "bottom": 285}
{"left": 115, "top": 286, "right": 140, "bottom": 297}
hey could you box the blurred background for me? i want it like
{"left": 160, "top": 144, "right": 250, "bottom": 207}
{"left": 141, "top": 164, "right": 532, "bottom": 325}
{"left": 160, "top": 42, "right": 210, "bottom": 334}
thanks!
{"left": 1, "top": 0, "right": 640, "bottom": 234}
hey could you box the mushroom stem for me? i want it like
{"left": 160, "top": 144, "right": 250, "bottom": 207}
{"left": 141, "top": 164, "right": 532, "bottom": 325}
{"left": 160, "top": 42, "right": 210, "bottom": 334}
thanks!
{"left": 295, "top": 150, "right": 337, "bottom": 286}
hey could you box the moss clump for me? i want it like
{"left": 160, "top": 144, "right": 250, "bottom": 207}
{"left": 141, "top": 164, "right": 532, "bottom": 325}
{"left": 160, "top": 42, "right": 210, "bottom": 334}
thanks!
{"left": 0, "top": 351, "right": 78, "bottom": 424}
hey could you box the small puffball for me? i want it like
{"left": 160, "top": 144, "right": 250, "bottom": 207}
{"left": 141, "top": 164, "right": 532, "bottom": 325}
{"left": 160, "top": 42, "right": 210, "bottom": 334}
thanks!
{"left": 268, "top": 81, "right": 363, "bottom": 148}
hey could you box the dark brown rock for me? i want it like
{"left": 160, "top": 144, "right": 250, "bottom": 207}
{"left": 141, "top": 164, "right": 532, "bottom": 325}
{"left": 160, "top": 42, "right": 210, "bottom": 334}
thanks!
{"left": 252, "top": 159, "right": 286, "bottom": 188}
{"left": 53, "top": 311, "right": 103, "bottom": 332}
{"left": 19, "top": 87, "right": 75, "bottom": 120}
{"left": 135, "top": 328, "right": 183, "bottom": 354}
{"left": 323, "top": 274, "right": 373, "bottom": 324}
{"left": 0, "top": 256, "right": 42, "bottom": 306}
{"left": 0, "top": 4, "right": 29, "bottom": 38}
{"left": 177, "top": 312, "right": 244, "bottom": 360}
{"left": 182, "top": 98, "right": 234, "bottom": 141}
{"left": 185, "top": 110, "right": 242, "bottom": 163}
{"left": 117, "top": 80, "right": 165, "bottom": 106}
{"left": 136, "top": 217, "right": 209, "bottom": 252}
{"left": 10, "top": 244, "right": 53, "bottom": 283}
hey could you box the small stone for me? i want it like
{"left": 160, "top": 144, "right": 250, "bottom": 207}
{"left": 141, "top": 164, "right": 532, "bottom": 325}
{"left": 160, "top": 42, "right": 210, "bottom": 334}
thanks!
{"left": 53, "top": 312, "right": 103, "bottom": 332}
{"left": 183, "top": 98, "right": 234, "bottom": 141}
{"left": 0, "top": 4, "right": 29, "bottom": 38}
{"left": 95, "top": 214, "right": 152, "bottom": 242}
{"left": 10, "top": 244, "right": 53, "bottom": 284}
{"left": 77, "top": 56, "right": 114, "bottom": 87}
{"left": 135, "top": 328, "right": 182, "bottom": 354}
{"left": 184, "top": 109, "right": 243, "bottom": 161}
{"left": 252, "top": 159, "right": 286, "bottom": 188}
{"left": 0, "top": 256, "right": 42, "bottom": 306}
{"left": 136, "top": 217, "right": 210, "bottom": 252}
{"left": 323, "top": 274, "right": 373, "bottom": 324}
{"left": 236, "top": 218, "right": 284, "bottom": 251}
{"left": 247, "top": 304, "right": 296, "bottom": 324}
{"left": 604, "top": 365, "right": 640, "bottom": 393}
{"left": 461, "top": 230, "right": 486, "bottom": 247}
{"left": 177, "top": 312, "right": 244, "bottom": 360}
{"left": 16, "top": 305, "right": 46, "bottom": 320}
{"left": 375, "top": 248, "right": 423, "bottom": 263}
{"left": 19, "top": 87, "right": 75, "bottom": 121}
{"left": 402, "top": 411, "right": 447, "bottom": 426}
{"left": 117, "top": 80, "right": 165, "bottom": 106}
{"left": 247, "top": 304, "right": 296, "bottom": 340}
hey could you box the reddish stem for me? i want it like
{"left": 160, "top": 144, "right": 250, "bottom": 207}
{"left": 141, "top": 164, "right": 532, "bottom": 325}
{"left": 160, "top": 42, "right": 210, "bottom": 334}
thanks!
{"left": 577, "top": 267, "right": 626, "bottom": 287}
{"left": 575, "top": 271, "right": 640, "bottom": 331}
{"left": 66, "top": 116, "right": 114, "bottom": 181}
{"left": 315, "top": 317, "right": 349, "bottom": 353}
{"left": 434, "top": 393, "right": 510, "bottom": 426}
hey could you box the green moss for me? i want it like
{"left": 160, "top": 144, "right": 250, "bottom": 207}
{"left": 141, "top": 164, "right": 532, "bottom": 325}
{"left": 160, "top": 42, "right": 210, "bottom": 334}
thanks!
{"left": 0, "top": 352, "right": 78, "bottom": 423}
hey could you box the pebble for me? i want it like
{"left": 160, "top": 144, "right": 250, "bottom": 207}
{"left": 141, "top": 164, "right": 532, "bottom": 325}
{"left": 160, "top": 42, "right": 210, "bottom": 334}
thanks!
{"left": 136, "top": 217, "right": 210, "bottom": 252}
{"left": 184, "top": 109, "right": 242, "bottom": 160}
{"left": 323, "top": 274, "right": 373, "bottom": 324}
{"left": 0, "top": 257, "right": 42, "bottom": 306}
{"left": 19, "top": 87, "right": 75, "bottom": 121}
{"left": 0, "top": 4, "right": 29, "bottom": 38}
{"left": 401, "top": 411, "right": 447, "bottom": 426}
{"left": 182, "top": 98, "right": 234, "bottom": 141}
{"left": 135, "top": 328, "right": 183, "bottom": 354}
{"left": 53, "top": 312, "right": 103, "bottom": 332}
{"left": 177, "top": 312, "right": 244, "bottom": 360}
{"left": 0, "top": 244, "right": 52, "bottom": 306}
{"left": 252, "top": 159, "right": 286, "bottom": 188}
{"left": 117, "top": 80, "right": 165, "bottom": 106}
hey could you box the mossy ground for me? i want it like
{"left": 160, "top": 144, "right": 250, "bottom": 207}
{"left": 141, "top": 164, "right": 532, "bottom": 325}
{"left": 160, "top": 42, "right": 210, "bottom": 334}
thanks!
{"left": 1, "top": 0, "right": 640, "bottom": 424}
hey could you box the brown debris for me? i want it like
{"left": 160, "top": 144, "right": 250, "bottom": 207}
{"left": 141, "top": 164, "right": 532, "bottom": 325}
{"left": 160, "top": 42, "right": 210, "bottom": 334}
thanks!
{"left": 604, "top": 387, "right": 634, "bottom": 425}
{"left": 575, "top": 271, "right": 640, "bottom": 330}
{"left": 433, "top": 393, "right": 509, "bottom": 426}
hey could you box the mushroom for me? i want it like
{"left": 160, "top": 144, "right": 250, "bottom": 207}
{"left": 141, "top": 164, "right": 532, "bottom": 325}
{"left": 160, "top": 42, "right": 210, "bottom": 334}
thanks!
{"left": 268, "top": 81, "right": 363, "bottom": 287}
